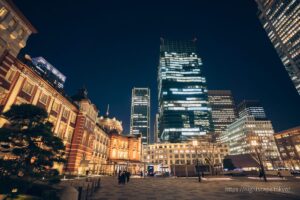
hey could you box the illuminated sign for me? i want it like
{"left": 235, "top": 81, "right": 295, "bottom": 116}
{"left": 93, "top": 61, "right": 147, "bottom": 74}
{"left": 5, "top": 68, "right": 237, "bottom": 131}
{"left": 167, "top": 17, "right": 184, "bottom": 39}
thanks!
{"left": 31, "top": 57, "right": 66, "bottom": 88}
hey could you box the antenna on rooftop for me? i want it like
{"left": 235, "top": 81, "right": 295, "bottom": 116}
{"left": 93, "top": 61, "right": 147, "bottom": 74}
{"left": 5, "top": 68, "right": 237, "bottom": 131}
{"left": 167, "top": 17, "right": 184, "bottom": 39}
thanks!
{"left": 106, "top": 104, "right": 110, "bottom": 116}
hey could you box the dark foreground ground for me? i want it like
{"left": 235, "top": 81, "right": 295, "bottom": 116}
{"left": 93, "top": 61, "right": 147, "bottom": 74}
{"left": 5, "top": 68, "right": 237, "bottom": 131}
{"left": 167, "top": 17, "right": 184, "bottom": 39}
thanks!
{"left": 91, "top": 176, "right": 300, "bottom": 200}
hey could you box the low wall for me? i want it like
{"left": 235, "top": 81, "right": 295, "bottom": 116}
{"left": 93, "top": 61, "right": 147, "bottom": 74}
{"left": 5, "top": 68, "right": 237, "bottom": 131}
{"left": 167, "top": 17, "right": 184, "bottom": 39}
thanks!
{"left": 58, "top": 177, "right": 101, "bottom": 200}
{"left": 266, "top": 170, "right": 292, "bottom": 176}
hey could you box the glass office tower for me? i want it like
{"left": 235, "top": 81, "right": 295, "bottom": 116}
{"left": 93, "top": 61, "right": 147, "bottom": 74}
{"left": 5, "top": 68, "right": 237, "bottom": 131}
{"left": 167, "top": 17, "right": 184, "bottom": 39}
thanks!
{"left": 220, "top": 115, "right": 280, "bottom": 169}
{"left": 256, "top": 0, "right": 300, "bottom": 94}
{"left": 130, "top": 88, "right": 150, "bottom": 144}
{"left": 158, "top": 39, "right": 213, "bottom": 142}
{"left": 220, "top": 99, "right": 280, "bottom": 169}
{"left": 208, "top": 90, "right": 237, "bottom": 137}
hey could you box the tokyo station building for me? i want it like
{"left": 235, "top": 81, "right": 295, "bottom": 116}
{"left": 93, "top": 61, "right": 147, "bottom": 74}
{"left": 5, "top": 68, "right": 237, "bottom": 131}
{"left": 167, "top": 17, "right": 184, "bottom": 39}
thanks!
{"left": 98, "top": 116, "right": 143, "bottom": 175}
{"left": 0, "top": 52, "right": 79, "bottom": 174}
{"left": 0, "top": 0, "right": 37, "bottom": 58}
{"left": 0, "top": 1, "right": 142, "bottom": 175}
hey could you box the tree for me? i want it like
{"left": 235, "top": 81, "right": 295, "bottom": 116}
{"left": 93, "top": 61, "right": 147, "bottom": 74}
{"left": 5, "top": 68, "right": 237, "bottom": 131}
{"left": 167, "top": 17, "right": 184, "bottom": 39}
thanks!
{"left": 204, "top": 142, "right": 216, "bottom": 175}
{"left": 201, "top": 136, "right": 218, "bottom": 176}
{"left": 0, "top": 104, "right": 66, "bottom": 187}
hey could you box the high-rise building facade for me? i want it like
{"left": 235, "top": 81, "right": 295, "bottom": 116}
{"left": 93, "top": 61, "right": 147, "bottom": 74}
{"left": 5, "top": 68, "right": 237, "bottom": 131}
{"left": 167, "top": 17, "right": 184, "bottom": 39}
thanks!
{"left": 220, "top": 100, "right": 280, "bottom": 169}
{"left": 220, "top": 116, "right": 280, "bottom": 169}
{"left": 237, "top": 100, "right": 267, "bottom": 120}
{"left": 256, "top": 0, "right": 300, "bottom": 94}
{"left": 208, "top": 90, "right": 237, "bottom": 137}
{"left": 0, "top": 0, "right": 37, "bottom": 57}
{"left": 158, "top": 39, "right": 213, "bottom": 142}
{"left": 130, "top": 88, "right": 150, "bottom": 144}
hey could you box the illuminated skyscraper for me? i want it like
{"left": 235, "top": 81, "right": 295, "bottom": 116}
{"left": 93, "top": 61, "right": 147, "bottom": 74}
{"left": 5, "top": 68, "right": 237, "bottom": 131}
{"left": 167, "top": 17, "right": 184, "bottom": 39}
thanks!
{"left": 256, "top": 0, "right": 300, "bottom": 94}
{"left": 208, "top": 90, "right": 237, "bottom": 138}
{"left": 220, "top": 99, "right": 280, "bottom": 169}
{"left": 220, "top": 115, "right": 280, "bottom": 169}
{"left": 158, "top": 39, "right": 213, "bottom": 142}
{"left": 130, "top": 88, "right": 150, "bottom": 144}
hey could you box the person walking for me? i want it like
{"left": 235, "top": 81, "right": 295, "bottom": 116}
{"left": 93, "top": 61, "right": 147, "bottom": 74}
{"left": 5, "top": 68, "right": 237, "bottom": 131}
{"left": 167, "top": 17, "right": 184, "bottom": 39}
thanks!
{"left": 140, "top": 171, "right": 143, "bottom": 178}
{"left": 121, "top": 171, "right": 126, "bottom": 184}
{"left": 126, "top": 171, "right": 131, "bottom": 182}
{"left": 258, "top": 169, "right": 263, "bottom": 180}
{"left": 123, "top": 171, "right": 128, "bottom": 183}
{"left": 118, "top": 170, "right": 122, "bottom": 184}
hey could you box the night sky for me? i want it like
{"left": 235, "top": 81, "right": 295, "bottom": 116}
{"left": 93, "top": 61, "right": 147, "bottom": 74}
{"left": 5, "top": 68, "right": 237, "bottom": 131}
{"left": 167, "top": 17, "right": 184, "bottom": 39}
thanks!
{"left": 15, "top": 0, "right": 300, "bottom": 134}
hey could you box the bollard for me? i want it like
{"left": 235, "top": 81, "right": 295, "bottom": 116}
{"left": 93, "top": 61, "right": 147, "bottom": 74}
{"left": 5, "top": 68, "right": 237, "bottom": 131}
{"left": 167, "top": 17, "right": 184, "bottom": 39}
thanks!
{"left": 90, "top": 182, "right": 94, "bottom": 195}
{"left": 59, "top": 186, "right": 79, "bottom": 200}
{"left": 93, "top": 180, "right": 96, "bottom": 191}
{"left": 95, "top": 180, "right": 97, "bottom": 190}
{"left": 85, "top": 185, "right": 89, "bottom": 200}
{"left": 97, "top": 178, "right": 101, "bottom": 188}
{"left": 77, "top": 186, "right": 83, "bottom": 200}
{"left": 91, "top": 180, "right": 94, "bottom": 193}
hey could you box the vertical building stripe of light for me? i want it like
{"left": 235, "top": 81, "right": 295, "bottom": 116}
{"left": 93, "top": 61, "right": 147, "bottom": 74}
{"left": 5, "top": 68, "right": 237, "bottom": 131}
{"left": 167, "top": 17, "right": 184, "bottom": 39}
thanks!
{"left": 208, "top": 90, "right": 237, "bottom": 139}
{"left": 256, "top": 0, "right": 300, "bottom": 95}
{"left": 154, "top": 113, "right": 159, "bottom": 143}
{"left": 130, "top": 88, "right": 150, "bottom": 145}
{"left": 158, "top": 39, "right": 213, "bottom": 142}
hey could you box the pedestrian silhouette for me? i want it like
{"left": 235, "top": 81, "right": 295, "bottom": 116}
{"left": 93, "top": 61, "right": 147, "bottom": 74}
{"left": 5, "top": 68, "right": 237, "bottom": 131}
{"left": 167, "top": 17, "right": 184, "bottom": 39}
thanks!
{"left": 118, "top": 170, "right": 122, "bottom": 184}
{"left": 126, "top": 171, "right": 131, "bottom": 182}
{"left": 277, "top": 171, "right": 283, "bottom": 179}
{"left": 140, "top": 171, "right": 143, "bottom": 178}
{"left": 258, "top": 169, "right": 263, "bottom": 179}
{"left": 121, "top": 171, "right": 126, "bottom": 184}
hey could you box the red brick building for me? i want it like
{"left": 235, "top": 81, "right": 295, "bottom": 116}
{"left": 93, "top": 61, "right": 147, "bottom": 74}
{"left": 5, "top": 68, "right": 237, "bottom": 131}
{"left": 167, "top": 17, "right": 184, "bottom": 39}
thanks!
{"left": 0, "top": 52, "right": 78, "bottom": 173}
{"left": 65, "top": 88, "right": 99, "bottom": 175}
{"left": 98, "top": 116, "right": 142, "bottom": 175}
{"left": 0, "top": 0, "right": 37, "bottom": 58}
{"left": 0, "top": 52, "right": 111, "bottom": 175}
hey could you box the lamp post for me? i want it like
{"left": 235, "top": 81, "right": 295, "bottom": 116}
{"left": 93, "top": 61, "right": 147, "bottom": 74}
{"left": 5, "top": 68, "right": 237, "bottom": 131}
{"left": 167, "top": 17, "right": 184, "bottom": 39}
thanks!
{"left": 251, "top": 140, "right": 267, "bottom": 182}
{"left": 192, "top": 140, "right": 201, "bottom": 182}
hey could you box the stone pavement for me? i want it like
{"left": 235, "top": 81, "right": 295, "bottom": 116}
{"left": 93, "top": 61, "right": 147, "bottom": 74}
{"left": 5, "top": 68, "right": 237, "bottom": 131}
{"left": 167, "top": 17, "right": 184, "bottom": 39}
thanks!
{"left": 91, "top": 176, "right": 300, "bottom": 200}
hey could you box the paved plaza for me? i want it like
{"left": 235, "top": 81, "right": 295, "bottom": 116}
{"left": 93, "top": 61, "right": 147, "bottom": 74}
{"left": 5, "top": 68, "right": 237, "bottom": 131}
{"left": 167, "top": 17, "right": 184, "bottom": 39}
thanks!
{"left": 91, "top": 176, "right": 300, "bottom": 200}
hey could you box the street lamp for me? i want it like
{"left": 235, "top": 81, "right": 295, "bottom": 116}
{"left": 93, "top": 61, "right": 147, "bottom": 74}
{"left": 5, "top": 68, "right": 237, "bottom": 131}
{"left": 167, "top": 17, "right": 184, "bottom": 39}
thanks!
{"left": 251, "top": 140, "right": 267, "bottom": 182}
{"left": 192, "top": 140, "right": 201, "bottom": 182}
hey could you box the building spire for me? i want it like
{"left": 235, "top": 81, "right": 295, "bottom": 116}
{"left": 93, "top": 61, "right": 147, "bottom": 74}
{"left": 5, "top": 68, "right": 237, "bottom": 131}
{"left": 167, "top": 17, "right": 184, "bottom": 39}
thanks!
{"left": 106, "top": 104, "right": 110, "bottom": 116}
